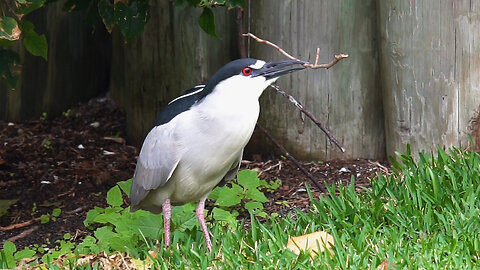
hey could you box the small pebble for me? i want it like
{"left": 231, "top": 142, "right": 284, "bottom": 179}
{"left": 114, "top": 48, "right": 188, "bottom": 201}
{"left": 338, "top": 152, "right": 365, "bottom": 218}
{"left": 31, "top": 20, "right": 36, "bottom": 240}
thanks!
{"left": 103, "top": 150, "right": 115, "bottom": 155}
{"left": 77, "top": 144, "right": 85, "bottom": 149}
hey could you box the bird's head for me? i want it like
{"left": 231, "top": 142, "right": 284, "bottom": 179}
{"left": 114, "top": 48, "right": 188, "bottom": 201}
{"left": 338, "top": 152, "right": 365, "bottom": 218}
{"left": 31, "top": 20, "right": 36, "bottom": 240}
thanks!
{"left": 204, "top": 58, "right": 306, "bottom": 99}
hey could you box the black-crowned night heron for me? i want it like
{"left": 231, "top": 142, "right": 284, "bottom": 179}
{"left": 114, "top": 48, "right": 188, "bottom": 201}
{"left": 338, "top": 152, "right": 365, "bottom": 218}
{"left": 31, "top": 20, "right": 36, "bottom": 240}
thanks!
{"left": 129, "top": 58, "right": 306, "bottom": 252}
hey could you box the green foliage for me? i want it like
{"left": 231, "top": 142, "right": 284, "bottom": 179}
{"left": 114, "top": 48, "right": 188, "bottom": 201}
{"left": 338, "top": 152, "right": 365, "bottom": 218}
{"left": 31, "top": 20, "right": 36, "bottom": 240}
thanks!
{"left": 3, "top": 148, "right": 480, "bottom": 268}
{"left": 176, "top": 0, "right": 245, "bottom": 39}
{"left": 198, "top": 7, "right": 218, "bottom": 38}
{"left": 0, "top": 0, "right": 49, "bottom": 87}
{"left": 40, "top": 207, "right": 61, "bottom": 223}
{"left": 209, "top": 169, "right": 279, "bottom": 219}
{"left": 114, "top": 0, "right": 150, "bottom": 41}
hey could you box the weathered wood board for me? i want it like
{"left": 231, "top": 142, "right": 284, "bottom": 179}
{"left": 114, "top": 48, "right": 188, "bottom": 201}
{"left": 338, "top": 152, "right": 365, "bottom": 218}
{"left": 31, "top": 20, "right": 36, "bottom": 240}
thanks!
{"left": 377, "top": 1, "right": 480, "bottom": 157}
{"left": 0, "top": 1, "right": 111, "bottom": 121}
{"left": 247, "top": 0, "right": 384, "bottom": 160}
{"left": 110, "top": 2, "right": 238, "bottom": 146}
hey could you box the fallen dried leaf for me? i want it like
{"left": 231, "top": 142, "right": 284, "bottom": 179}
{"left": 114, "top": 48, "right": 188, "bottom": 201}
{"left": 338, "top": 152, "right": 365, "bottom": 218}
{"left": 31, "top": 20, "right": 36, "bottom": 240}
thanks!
{"left": 286, "top": 230, "right": 334, "bottom": 257}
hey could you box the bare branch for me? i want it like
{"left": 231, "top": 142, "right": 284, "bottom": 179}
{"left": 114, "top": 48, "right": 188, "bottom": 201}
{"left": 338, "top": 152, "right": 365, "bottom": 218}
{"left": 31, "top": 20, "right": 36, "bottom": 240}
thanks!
{"left": 270, "top": 84, "right": 346, "bottom": 153}
{"left": 314, "top": 48, "right": 320, "bottom": 66}
{"left": 304, "top": 53, "right": 349, "bottom": 69}
{"left": 242, "top": 32, "right": 348, "bottom": 69}
{"left": 242, "top": 33, "right": 300, "bottom": 61}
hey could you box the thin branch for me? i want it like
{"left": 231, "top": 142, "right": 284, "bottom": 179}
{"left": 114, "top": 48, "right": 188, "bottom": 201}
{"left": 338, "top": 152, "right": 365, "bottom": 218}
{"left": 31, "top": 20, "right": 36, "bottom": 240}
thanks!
{"left": 256, "top": 123, "right": 327, "bottom": 193}
{"left": 270, "top": 84, "right": 345, "bottom": 153}
{"left": 304, "top": 53, "right": 349, "bottom": 69}
{"left": 0, "top": 217, "right": 40, "bottom": 231}
{"left": 242, "top": 33, "right": 300, "bottom": 61}
{"left": 242, "top": 32, "right": 349, "bottom": 69}
{"left": 4, "top": 226, "right": 39, "bottom": 243}
{"left": 314, "top": 48, "right": 320, "bottom": 66}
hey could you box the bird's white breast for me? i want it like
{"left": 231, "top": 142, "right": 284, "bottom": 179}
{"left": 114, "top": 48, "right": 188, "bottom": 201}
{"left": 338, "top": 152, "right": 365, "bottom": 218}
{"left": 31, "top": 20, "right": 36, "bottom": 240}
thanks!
{"left": 144, "top": 75, "right": 276, "bottom": 206}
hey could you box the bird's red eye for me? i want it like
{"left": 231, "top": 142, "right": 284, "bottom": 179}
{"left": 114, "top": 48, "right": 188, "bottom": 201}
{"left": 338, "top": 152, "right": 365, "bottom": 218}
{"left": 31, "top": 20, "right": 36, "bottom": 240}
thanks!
{"left": 242, "top": 67, "right": 252, "bottom": 76}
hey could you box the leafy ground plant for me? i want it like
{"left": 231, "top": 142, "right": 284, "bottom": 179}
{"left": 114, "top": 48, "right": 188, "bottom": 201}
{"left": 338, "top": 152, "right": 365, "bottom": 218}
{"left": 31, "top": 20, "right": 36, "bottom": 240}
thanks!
{"left": 1, "top": 147, "right": 480, "bottom": 268}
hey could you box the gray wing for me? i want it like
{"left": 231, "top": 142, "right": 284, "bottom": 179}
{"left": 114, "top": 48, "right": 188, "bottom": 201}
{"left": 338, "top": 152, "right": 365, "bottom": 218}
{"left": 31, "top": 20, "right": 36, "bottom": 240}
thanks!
{"left": 217, "top": 150, "right": 243, "bottom": 187}
{"left": 130, "top": 125, "right": 181, "bottom": 206}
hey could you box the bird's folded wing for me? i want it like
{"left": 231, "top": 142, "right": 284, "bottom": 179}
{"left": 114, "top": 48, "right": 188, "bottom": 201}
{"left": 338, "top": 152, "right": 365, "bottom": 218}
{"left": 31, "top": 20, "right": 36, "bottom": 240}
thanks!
{"left": 130, "top": 125, "right": 181, "bottom": 205}
{"left": 218, "top": 150, "right": 243, "bottom": 186}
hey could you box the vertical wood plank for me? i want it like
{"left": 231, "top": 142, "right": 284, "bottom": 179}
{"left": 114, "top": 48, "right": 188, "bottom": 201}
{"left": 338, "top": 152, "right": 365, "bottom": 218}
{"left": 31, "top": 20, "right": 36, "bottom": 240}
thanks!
{"left": 377, "top": 1, "right": 480, "bottom": 157}
{"left": 110, "top": 1, "right": 238, "bottom": 146}
{"left": 248, "top": 0, "right": 383, "bottom": 160}
{"left": 0, "top": 2, "right": 111, "bottom": 120}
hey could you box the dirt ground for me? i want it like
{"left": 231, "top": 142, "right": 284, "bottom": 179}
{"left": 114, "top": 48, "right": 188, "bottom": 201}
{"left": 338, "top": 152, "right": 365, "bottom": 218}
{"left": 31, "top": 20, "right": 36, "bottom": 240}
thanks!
{"left": 0, "top": 97, "right": 389, "bottom": 250}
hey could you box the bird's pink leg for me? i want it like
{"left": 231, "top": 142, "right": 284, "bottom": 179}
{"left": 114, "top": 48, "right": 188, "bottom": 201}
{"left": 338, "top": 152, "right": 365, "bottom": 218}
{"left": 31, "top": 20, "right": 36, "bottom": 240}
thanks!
{"left": 196, "top": 197, "right": 212, "bottom": 252}
{"left": 162, "top": 199, "right": 172, "bottom": 248}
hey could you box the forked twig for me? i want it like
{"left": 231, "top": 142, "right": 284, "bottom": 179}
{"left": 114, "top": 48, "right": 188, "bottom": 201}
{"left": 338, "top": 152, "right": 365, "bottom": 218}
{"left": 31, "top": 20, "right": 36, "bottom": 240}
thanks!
{"left": 270, "top": 84, "right": 345, "bottom": 153}
{"left": 242, "top": 32, "right": 349, "bottom": 69}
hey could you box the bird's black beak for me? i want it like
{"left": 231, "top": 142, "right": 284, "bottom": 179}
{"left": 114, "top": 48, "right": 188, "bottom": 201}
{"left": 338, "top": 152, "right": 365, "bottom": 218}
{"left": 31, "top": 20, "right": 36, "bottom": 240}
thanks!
{"left": 253, "top": 59, "right": 307, "bottom": 79}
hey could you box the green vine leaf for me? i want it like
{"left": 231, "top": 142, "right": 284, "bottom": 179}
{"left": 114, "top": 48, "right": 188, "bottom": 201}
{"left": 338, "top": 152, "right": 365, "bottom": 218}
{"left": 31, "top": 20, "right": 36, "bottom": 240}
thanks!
{"left": 115, "top": 0, "right": 151, "bottom": 41}
{"left": 98, "top": 0, "right": 115, "bottom": 33}
{"left": 0, "top": 17, "right": 21, "bottom": 41}
{"left": 198, "top": 7, "right": 218, "bottom": 38}
{"left": 19, "top": 20, "right": 48, "bottom": 60}
{"left": 17, "top": 0, "right": 47, "bottom": 16}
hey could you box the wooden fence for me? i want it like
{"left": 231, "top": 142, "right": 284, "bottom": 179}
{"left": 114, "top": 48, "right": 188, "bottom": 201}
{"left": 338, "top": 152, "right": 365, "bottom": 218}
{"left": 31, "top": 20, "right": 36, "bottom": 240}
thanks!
{"left": 0, "top": 1, "right": 111, "bottom": 121}
{"left": 2, "top": 1, "right": 480, "bottom": 161}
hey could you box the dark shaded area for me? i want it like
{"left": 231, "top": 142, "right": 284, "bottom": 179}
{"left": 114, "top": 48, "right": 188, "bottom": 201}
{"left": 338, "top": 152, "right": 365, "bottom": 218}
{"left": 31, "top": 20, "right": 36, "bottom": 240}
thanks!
{"left": 0, "top": 1, "right": 112, "bottom": 122}
{"left": 0, "top": 97, "right": 388, "bottom": 250}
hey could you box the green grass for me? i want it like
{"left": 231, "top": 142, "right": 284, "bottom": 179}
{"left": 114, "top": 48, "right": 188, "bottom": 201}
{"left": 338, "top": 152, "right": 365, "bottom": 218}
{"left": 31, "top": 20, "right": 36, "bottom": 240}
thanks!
{"left": 2, "top": 146, "right": 480, "bottom": 269}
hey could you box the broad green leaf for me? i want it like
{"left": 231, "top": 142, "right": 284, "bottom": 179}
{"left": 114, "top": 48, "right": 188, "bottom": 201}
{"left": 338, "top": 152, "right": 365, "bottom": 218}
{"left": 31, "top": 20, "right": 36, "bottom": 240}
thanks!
{"left": 237, "top": 169, "right": 261, "bottom": 190}
{"left": 1, "top": 241, "right": 16, "bottom": 268}
{"left": 214, "top": 185, "right": 242, "bottom": 207}
{"left": 84, "top": 206, "right": 104, "bottom": 226}
{"left": 17, "top": 0, "right": 47, "bottom": 15}
{"left": 106, "top": 185, "right": 123, "bottom": 207}
{"left": 14, "top": 247, "right": 36, "bottom": 261}
{"left": 23, "top": 33, "right": 47, "bottom": 60}
{"left": 198, "top": 7, "right": 218, "bottom": 38}
{"left": 244, "top": 201, "right": 263, "bottom": 213}
{"left": 212, "top": 207, "right": 237, "bottom": 228}
{"left": 115, "top": 0, "right": 150, "bottom": 40}
{"left": 117, "top": 178, "right": 132, "bottom": 196}
{"left": 40, "top": 214, "right": 50, "bottom": 223}
{"left": 246, "top": 188, "right": 268, "bottom": 202}
{"left": 19, "top": 20, "right": 48, "bottom": 60}
{"left": 98, "top": 0, "right": 115, "bottom": 32}
{"left": 0, "top": 17, "right": 21, "bottom": 41}
{"left": 52, "top": 208, "right": 61, "bottom": 217}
